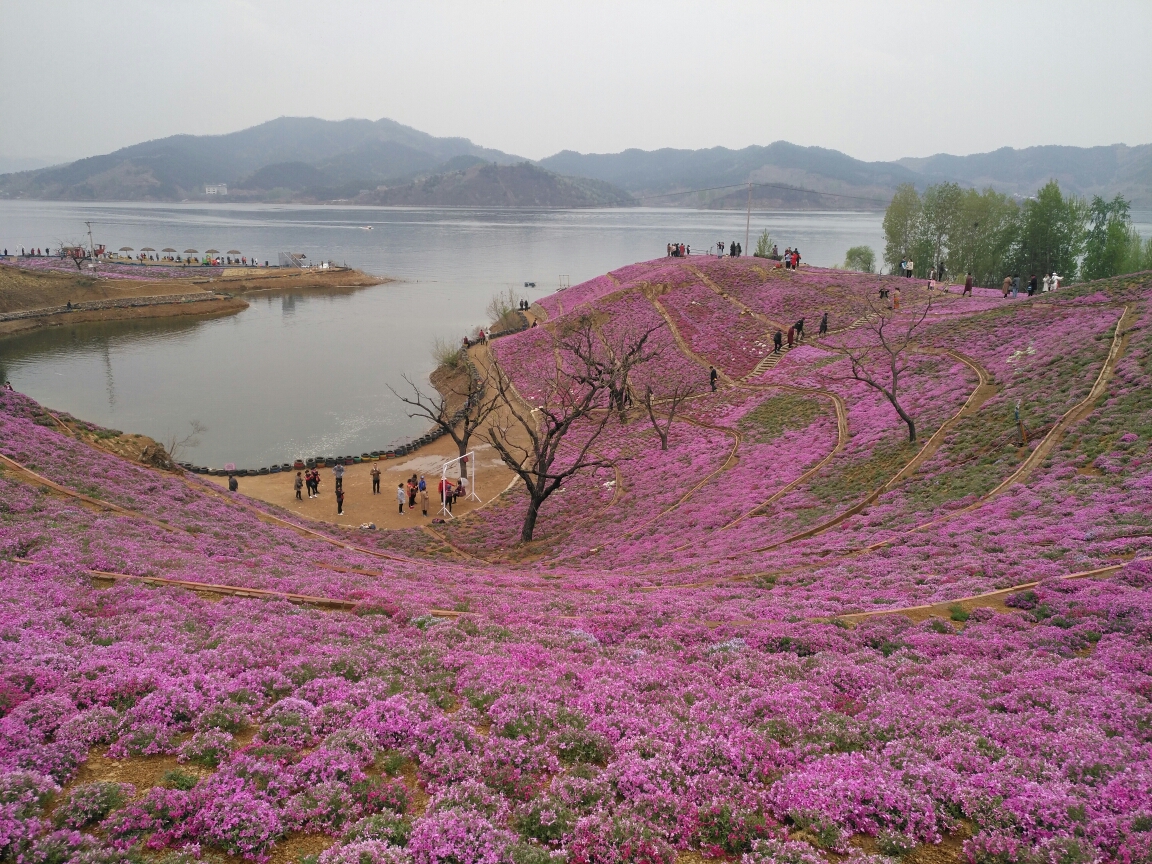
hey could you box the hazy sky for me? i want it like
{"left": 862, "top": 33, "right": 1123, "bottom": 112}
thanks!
{"left": 3, "top": 0, "right": 1150, "bottom": 165}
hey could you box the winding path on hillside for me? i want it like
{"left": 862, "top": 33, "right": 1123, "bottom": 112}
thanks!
{"left": 854, "top": 307, "right": 1132, "bottom": 554}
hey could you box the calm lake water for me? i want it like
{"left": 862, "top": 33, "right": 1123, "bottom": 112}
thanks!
{"left": 0, "top": 201, "right": 891, "bottom": 465}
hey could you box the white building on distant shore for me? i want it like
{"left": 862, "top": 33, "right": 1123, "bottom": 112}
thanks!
{"left": 205, "top": 184, "right": 228, "bottom": 195}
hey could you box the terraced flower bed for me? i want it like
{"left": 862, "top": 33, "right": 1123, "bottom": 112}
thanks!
{"left": 2, "top": 259, "right": 1151, "bottom": 864}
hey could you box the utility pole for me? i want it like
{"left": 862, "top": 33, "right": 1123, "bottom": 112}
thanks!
{"left": 745, "top": 183, "right": 752, "bottom": 256}
{"left": 85, "top": 221, "right": 95, "bottom": 258}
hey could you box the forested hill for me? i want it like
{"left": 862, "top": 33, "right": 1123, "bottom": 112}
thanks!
{"left": 896, "top": 143, "right": 1152, "bottom": 207}
{"left": 2, "top": 114, "right": 1149, "bottom": 206}
{"left": 0, "top": 116, "right": 527, "bottom": 203}
{"left": 543, "top": 142, "right": 1152, "bottom": 208}
{"left": 355, "top": 162, "right": 634, "bottom": 208}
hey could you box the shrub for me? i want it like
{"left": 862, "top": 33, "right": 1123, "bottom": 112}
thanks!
{"left": 877, "top": 830, "right": 917, "bottom": 857}
{"left": 161, "top": 769, "right": 200, "bottom": 791}
{"left": 178, "top": 729, "right": 234, "bottom": 768}
{"left": 320, "top": 840, "right": 412, "bottom": 864}
{"left": 512, "top": 798, "right": 575, "bottom": 846}
{"left": 555, "top": 729, "right": 612, "bottom": 766}
{"left": 53, "top": 782, "right": 134, "bottom": 829}
{"left": 741, "top": 838, "right": 826, "bottom": 864}
{"left": 343, "top": 812, "right": 412, "bottom": 847}
{"left": 197, "top": 792, "right": 284, "bottom": 857}
{"left": 408, "top": 809, "right": 516, "bottom": 864}
{"left": 696, "top": 803, "right": 770, "bottom": 856}
{"left": 195, "top": 701, "right": 249, "bottom": 733}
{"left": 949, "top": 604, "right": 971, "bottom": 623}
{"left": 567, "top": 814, "right": 675, "bottom": 864}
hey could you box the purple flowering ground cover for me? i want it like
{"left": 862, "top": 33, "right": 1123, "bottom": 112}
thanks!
{"left": 2, "top": 261, "right": 1152, "bottom": 864}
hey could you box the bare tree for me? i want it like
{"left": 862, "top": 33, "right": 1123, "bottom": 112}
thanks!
{"left": 826, "top": 290, "right": 933, "bottom": 442}
{"left": 165, "top": 420, "right": 207, "bottom": 461}
{"left": 642, "top": 378, "right": 698, "bottom": 450}
{"left": 562, "top": 315, "right": 661, "bottom": 422}
{"left": 389, "top": 359, "right": 497, "bottom": 481}
{"left": 483, "top": 316, "right": 652, "bottom": 542}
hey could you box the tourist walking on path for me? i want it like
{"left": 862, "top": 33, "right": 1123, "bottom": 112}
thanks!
{"left": 795, "top": 318, "right": 805, "bottom": 342}
{"left": 709, "top": 366, "right": 718, "bottom": 391}
{"left": 964, "top": 273, "right": 974, "bottom": 296}
{"left": 227, "top": 474, "right": 238, "bottom": 492}
{"left": 333, "top": 461, "right": 344, "bottom": 492}
{"left": 294, "top": 472, "right": 303, "bottom": 501}
{"left": 371, "top": 464, "right": 381, "bottom": 494}
{"left": 336, "top": 487, "right": 344, "bottom": 515}
{"left": 818, "top": 313, "right": 828, "bottom": 337}
{"left": 787, "top": 326, "right": 795, "bottom": 349}
{"left": 773, "top": 330, "right": 783, "bottom": 353}
{"left": 397, "top": 483, "right": 405, "bottom": 515}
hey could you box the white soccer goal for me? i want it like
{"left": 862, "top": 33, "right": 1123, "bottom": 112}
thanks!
{"left": 438, "top": 451, "right": 481, "bottom": 518}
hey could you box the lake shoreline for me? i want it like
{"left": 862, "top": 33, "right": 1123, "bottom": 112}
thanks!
{"left": 0, "top": 260, "right": 391, "bottom": 339}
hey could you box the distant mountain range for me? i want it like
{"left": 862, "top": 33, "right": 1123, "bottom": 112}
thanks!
{"left": 2, "top": 116, "right": 1149, "bottom": 208}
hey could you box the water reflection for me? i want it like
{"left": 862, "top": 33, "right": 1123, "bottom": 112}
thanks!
{"left": 0, "top": 202, "right": 898, "bottom": 466}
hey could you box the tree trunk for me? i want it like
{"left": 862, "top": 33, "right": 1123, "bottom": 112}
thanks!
{"left": 520, "top": 497, "right": 542, "bottom": 542}
{"left": 659, "top": 430, "right": 668, "bottom": 450}
{"left": 888, "top": 397, "right": 916, "bottom": 442}
{"left": 458, "top": 437, "right": 469, "bottom": 480}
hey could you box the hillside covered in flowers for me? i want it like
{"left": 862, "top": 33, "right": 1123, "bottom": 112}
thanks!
{"left": 2, "top": 257, "right": 1152, "bottom": 864}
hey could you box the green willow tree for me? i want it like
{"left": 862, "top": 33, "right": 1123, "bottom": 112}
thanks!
{"left": 949, "top": 187, "right": 1020, "bottom": 286}
{"left": 844, "top": 245, "right": 876, "bottom": 273}
{"left": 1013, "top": 180, "right": 1086, "bottom": 281}
{"left": 882, "top": 184, "right": 922, "bottom": 274}
{"left": 1081, "top": 194, "right": 1147, "bottom": 280}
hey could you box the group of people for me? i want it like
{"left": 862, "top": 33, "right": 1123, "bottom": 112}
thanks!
{"left": 258, "top": 461, "right": 472, "bottom": 518}
{"left": 782, "top": 247, "right": 802, "bottom": 269}
{"left": 999, "top": 273, "right": 1062, "bottom": 298}
{"left": 294, "top": 470, "right": 327, "bottom": 504}
{"left": 721, "top": 241, "right": 743, "bottom": 257}
{"left": 667, "top": 243, "right": 691, "bottom": 257}
{"left": 463, "top": 330, "right": 488, "bottom": 349}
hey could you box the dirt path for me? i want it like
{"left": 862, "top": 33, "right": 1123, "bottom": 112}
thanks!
{"left": 857, "top": 307, "right": 1131, "bottom": 553}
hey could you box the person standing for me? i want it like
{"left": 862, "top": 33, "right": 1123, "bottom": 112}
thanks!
{"left": 420, "top": 481, "right": 429, "bottom": 516}
{"left": 893, "top": 287, "right": 901, "bottom": 310}
{"left": 1011, "top": 275, "right": 1020, "bottom": 298}
{"left": 333, "top": 461, "right": 344, "bottom": 492}
{"left": 1027, "top": 274, "right": 1038, "bottom": 296}
{"left": 397, "top": 483, "right": 405, "bottom": 515}
{"left": 792, "top": 249, "right": 800, "bottom": 269}
{"left": 773, "top": 330, "right": 783, "bottom": 353}
{"left": 371, "top": 464, "right": 381, "bottom": 494}
{"left": 709, "top": 366, "right": 718, "bottom": 392}
{"left": 964, "top": 273, "right": 974, "bottom": 296}
{"left": 1042, "top": 274, "right": 1051, "bottom": 293}
{"left": 408, "top": 475, "right": 418, "bottom": 510}
{"left": 787, "top": 326, "right": 794, "bottom": 349}
{"left": 336, "top": 486, "right": 345, "bottom": 515}
{"left": 795, "top": 318, "right": 805, "bottom": 342}
{"left": 1052, "top": 272, "right": 1061, "bottom": 290}
{"left": 818, "top": 312, "right": 828, "bottom": 337}
{"left": 227, "top": 474, "right": 238, "bottom": 492}
{"left": 294, "top": 471, "right": 303, "bottom": 501}
{"left": 1002, "top": 275, "right": 1012, "bottom": 297}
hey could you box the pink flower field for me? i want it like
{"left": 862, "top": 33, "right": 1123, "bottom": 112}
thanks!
{"left": 3, "top": 259, "right": 1152, "bottom": 864}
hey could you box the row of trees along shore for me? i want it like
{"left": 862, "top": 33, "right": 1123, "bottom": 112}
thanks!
{"left": 876, "top": 180, "right": 1152, "bottom": 286}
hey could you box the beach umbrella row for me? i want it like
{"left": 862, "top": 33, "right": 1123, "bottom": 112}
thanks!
{"left": 105, "top": 246, "right": 252, "bottom": 260}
